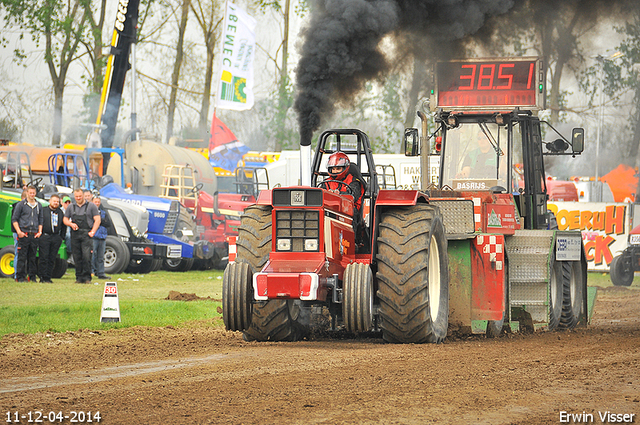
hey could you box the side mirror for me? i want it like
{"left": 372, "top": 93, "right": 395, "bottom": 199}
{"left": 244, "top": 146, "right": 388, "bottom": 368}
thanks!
{"left": 404, "top": 128, "right": 419, "bottom": 156}
{"left": 571, "top": 128, "right": 584, "bottom": 154}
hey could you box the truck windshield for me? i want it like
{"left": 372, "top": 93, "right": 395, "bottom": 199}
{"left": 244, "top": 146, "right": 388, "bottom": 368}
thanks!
{"left": 441, "top": 122, "right": 522, "bottom": 192}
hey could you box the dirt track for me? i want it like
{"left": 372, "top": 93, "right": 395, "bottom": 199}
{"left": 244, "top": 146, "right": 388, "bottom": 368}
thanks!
{"left": 1, "top": 286, "right": 639, "bottom": 425}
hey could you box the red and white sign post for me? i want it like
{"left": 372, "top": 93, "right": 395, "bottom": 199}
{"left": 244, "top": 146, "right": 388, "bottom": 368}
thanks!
{"left": 100, "top": 281, "right": 121, "bottom": 322}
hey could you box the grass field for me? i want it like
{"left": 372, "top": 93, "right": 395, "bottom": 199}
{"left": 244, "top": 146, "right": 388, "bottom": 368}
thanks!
{"left": 0, "top": 268, "right": 637, "bottom": 337}
{"left": 0, "top": 269, "right": 224, "bottom": 337}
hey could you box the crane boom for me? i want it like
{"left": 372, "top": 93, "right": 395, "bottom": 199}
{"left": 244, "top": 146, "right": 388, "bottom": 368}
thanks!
{"left": 95, "top": 0, "right": 140, "bottom": 150}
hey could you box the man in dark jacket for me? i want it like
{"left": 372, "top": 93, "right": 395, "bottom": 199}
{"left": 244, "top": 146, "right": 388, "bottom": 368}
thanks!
{"left": 12, "top": 185, "right": 43, "bottom": 282}
{"left": 91, "top": 196, "right": 112, "bottom": 279}
{"left": 38, "top": 193, "right": 66, "bottom": 283}
{"left": 63, "top": 188, "right": 100, "bottom": 284}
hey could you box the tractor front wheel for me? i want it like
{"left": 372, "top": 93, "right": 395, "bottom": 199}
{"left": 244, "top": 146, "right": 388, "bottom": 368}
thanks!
{"left": 343, "top": 262, "right": 373, "bottom": 333}
{"left": 104, "top": 236, "right": 130, "bottom": 275}
{"left": 376, "top": 205, "right": 449, "bottom": 343}
{"left": 223, "top": 261, "right": 253, "bottom": 331}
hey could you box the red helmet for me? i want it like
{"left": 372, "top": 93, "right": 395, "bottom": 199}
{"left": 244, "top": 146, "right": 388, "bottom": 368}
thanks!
{"left": 327, "top": 152, "right": 350, "bottom": 180}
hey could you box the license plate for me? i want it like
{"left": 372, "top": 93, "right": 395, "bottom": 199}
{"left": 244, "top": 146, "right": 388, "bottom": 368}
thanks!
{"left": 629, "top": 234, "right": 640, "bottom": 245}
{"left": 167, "top": 245, "right": 182, "bottom": 258}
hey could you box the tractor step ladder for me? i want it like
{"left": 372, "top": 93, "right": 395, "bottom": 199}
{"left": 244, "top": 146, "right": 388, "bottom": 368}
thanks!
{"left": 505, "top": 230, "right": 554, "bottom": 326}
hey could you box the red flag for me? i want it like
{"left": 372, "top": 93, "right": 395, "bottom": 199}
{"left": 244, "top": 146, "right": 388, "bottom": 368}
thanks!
{"left": 210, "top": 114, "right": 238, "bottom": 149}
{"left": 209, "top": 114, "right": 249, "bottom": 172}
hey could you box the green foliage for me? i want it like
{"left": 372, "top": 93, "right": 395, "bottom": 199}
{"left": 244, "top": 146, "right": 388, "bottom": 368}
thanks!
{"left": 0, "top": 117, "right": 19, "bottom": 140}
{"left": 255, "top": 0, "right": 308, "bottom": 17}
{"left": 258, "top": 76, "right": 299, "bottom": 150}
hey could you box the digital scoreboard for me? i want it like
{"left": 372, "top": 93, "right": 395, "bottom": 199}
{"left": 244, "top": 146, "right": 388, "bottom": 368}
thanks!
{"left": 433, "top": 57, "right": 545, "bottom": 111}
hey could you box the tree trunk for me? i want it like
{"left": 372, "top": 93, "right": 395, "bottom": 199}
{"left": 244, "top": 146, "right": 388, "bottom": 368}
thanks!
{"left": 166, "top": 0, "right": 191, "bottom": 143}
{"left": 273, "top": 0, "right": 291, "bottom": 151}
{"left": 199, "top": 31, "right": 215, "bottom": 142}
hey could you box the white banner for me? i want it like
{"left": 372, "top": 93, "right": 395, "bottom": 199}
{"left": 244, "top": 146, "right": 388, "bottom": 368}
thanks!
{"left": 548, "top": 201, "right": 631, "bottom": 272}
{"left": 215, "top": 2, "right": 256, "bottom": 111}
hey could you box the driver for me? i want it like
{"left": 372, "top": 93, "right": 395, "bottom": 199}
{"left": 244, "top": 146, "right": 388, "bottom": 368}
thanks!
{"left": 458, "top": 132, "right": 497, "bottom": 179}
{"left": 324, "top": 152, "right": 369, "bottom": 252}
{"left": 325, "top": 152, "right": 365, "bottom": 213}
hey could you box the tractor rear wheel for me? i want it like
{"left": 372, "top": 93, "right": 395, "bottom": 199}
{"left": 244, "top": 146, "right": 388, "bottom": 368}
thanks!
{"left": 223, "top": 261, "right": 253, "bottom": 331}
{"left": 343, "top": 262, "right": 374, "bottom": 333}
{"left": 558, "top": 257, "right": 586, "bottom": 329}
{"left": 376, "top": 205, "right": 449, "bottom": 343}
{"left": 548, "top": 259, "right": 568, "bottom": 330}
{"left": 233, "top": 204, "right": 306, "bottom": 342}
{"left": 236, "top": 205, "right": 272, "bottom": 273}
{"left": 610, "top": 254, "right": 634, "bottom": 287}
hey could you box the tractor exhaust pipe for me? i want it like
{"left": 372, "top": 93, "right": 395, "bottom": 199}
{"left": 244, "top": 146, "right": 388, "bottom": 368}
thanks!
{"left": 417, "top": 110, "right": 429, "bottom": 191}
{"left": 300, "top": 134, "right": 312, "bottom": 187}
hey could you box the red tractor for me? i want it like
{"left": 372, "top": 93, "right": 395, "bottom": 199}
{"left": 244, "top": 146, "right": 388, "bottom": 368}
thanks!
{"left": 223, "top": 128, "right": 449, "bottom": 342}
{"left": 223, "top": 57, "right": 590, "bottom": 343}
{"left": 160, "top": 164, "right": 256, "bottom": 269}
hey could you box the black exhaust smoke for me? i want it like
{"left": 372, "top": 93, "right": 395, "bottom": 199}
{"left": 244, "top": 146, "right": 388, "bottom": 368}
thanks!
{"left": 294, "top": 0, "right": 518, "bottom": 145}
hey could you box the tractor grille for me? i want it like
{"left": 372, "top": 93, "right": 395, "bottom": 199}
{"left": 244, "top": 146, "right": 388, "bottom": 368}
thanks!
{"left": 164, "top": 211, "right": 179, "bottom": 234}
{"left": 429, "top": 199, "right": 475, "bottom": 237}
{"left": 275, "top": 210, "right": 320, "bottom": 252}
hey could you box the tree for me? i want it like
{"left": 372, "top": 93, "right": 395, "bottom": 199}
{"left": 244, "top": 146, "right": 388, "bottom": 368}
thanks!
{"left": 1, "top": 0, "right": 89, "bottom": 145}
{"left": 190, "top": 0, "right": 223, "bottom": 141}
{"left": 165, "top": 0, "right": 191, "bottom": 143}
{"left": 255, "top": 0, "right": 308, "bottom": 150}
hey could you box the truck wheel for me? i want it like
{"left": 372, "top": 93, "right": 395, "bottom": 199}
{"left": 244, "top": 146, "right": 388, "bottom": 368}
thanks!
{"left": 376, "top": 205, "right": 449, "bottom": 343}
{"left": 163, "top": 258, "right": 194, "bottom": 272}
{"left": 234, "top": 204, "right": 306, "bottom": 341}
{"left": 0, "top": 246, "right": 15, "bottom": 278}
{"left": 104, "top": 236, "right": 130, "bottom": 275}
{"left": 548, "top": 259, "right": 569, "bottom": 330}
{"left": 610, "top": 254, "right": 634, "bottom": 287}
{"left": 126, "top": 258, "right": 155, "bottom": 274}
{"left": 343, "top": 262, "right": 373, "bottom": 333}
{"left": 223, "top": 261, "right": 253, "bottom": 331}
{"left": 51, "top": 257, "right": 68, "bottom": 279}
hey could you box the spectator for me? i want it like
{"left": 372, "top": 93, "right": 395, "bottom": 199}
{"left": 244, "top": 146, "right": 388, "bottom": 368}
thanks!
{"left": 61, "top": 195, "right": 72, "bottom": 212}
{"left": 83, "top": 189, "right": 93, "bottom": 203}
{"left": 61, "top": 195, "right": 72, "bottom": 257}
{"left": 12, "top": 185, "right": 43, "bottom": 282}
{"left": 39, "top": 194, "right": 66, "bottom": 283}
{"left": 91, "top": 196, "right": 111, "bottom": 280}
{"left": 12, "top": 188, "right": 29, "bottom": 279}
{"left": 63, "top": 188, "right": 100, "bottom": 284}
